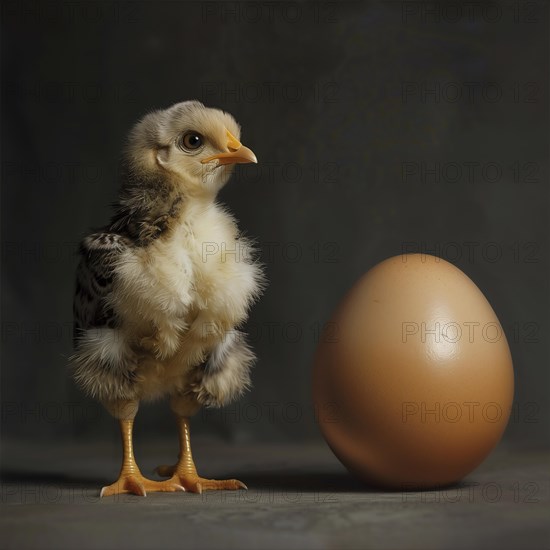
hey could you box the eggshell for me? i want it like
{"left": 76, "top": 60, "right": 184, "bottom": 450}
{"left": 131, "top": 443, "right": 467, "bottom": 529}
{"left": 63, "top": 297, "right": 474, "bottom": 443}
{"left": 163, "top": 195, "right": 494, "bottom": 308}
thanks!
{"left": 313, "top": 254, "right": 514, "bottom": 489}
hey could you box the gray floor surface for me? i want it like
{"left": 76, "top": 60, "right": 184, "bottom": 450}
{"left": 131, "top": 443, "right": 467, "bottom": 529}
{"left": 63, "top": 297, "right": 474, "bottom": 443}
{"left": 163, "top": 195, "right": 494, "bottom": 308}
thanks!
{"left": 1, "top": 438, "right": 549, "bottom": 550}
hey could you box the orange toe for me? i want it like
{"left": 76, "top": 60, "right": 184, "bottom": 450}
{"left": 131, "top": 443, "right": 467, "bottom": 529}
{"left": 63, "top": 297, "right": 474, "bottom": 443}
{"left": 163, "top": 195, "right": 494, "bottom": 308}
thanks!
{"left": 100, "top": 473, "right": 185, "bottom": 498}
{"left": 167, "top": 473, "right": 247, "bottom": 494}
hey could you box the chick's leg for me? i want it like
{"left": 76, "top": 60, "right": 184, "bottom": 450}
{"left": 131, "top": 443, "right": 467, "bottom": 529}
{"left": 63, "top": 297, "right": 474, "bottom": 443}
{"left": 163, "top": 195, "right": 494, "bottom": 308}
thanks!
{"left": 100, "top": 400, "right": 185, "bottom": 497}
{"left": 155, "top": 415, "right": 247, "bottom": 494}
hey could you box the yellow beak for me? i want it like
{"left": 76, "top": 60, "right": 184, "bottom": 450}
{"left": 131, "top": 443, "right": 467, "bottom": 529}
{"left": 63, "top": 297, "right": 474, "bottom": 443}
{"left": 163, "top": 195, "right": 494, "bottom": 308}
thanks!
{"left": 201, "top": 129, "right": 257, "bottom": 165}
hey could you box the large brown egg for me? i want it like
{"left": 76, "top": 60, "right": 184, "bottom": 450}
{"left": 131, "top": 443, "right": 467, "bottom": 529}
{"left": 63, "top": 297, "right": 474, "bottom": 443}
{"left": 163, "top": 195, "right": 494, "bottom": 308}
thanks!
{"left": 313, "top": 254, "right": 514, "bottom": 489}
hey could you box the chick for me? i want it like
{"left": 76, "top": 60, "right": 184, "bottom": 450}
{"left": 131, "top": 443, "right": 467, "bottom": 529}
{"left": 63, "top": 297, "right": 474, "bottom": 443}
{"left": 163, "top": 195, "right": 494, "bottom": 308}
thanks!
{"left": 72, "top": 101, "right": 264, "bottom": 497}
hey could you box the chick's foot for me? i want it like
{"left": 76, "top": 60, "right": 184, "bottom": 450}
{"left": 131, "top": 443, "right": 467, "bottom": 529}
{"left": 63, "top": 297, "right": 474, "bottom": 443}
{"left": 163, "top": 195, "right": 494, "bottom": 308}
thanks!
{"left": 171, "top": 473, "right": 247, "bottom": 494}
{"left": 155, "top": 464, "right": 246, "bottom": 494}
{"left": 100, "top": 472, "right": 185, "bottom": 498}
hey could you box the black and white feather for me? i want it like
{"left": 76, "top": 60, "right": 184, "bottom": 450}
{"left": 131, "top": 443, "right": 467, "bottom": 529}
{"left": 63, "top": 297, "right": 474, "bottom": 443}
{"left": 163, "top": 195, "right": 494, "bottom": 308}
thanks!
{"left": 72, "top": 232, "right": 140, "bottom": 401}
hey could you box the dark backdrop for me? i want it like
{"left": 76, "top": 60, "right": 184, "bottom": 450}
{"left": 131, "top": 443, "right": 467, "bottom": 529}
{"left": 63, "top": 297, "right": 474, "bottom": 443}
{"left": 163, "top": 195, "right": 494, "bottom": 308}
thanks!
{"left": 1, "top": 1, "right": 548, "bottom": 450}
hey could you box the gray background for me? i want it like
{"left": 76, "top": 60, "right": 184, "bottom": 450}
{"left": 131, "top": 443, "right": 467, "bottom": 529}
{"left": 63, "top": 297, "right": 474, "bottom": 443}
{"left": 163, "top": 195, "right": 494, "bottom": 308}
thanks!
{"left": 2, "top": 1, "right": 549, "bottom": 454}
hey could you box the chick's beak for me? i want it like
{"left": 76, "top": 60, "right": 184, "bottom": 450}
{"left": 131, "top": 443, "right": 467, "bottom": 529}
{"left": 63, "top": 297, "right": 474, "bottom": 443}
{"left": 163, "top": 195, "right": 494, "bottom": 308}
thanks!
{"left": 201, "top": 130, "right": 257, "bottom": 165}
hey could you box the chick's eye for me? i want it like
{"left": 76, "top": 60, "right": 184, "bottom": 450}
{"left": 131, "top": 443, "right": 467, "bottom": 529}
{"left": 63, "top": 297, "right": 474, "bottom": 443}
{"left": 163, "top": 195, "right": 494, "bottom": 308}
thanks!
{"left": 181, "top": 132, "right": 203, "bottom": 151}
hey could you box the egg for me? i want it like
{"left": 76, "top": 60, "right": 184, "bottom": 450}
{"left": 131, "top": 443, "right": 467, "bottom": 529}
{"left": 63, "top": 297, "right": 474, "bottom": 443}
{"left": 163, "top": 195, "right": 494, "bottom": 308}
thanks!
{"left": 313, "top": 253, "right": 514, "bottom": 489}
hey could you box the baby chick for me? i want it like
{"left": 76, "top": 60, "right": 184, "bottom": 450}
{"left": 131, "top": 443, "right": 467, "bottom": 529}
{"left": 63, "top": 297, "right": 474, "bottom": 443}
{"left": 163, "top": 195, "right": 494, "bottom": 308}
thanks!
{"left": 72, "top": 101, "right": 264, "bottom": 497}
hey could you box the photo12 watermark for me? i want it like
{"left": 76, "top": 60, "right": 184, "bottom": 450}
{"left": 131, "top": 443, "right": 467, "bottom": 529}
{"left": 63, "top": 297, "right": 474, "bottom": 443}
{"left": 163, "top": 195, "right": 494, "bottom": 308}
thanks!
{"left": 401, "top": 241, "right": 541, "bottom": 264}
{"left": 2, "top": 80, "right": 140, "bottom": 105}
{"left": 401, "top": 161, "right": 540, "bottom": 185}
{"left": 1, "top": 400, "right": 102, "bottom": 425}
{"left": 401, "top": 81, "right": 541, "bottom": 104}
{"left": 401, "top": 400, "right": 539, "bottom": 425}
{"left": 201, "top": 2, "right": 339, "bottom": 24}
{"left": 402, "top": 321, "right": 504, "bottom": 344}
{"left": 398, "top": 1, "right": 542, "bottom": 24}
{"left": 201, "top": 81, "right": 340, "bottom": 105}
{"left": 200, "top": 239, "right": 341, "bottom": 265}
{"left": 401, "top": 319, "right": 540, "bottom": 345}
{"left": 1, "top": 1, "right": 141, "bottom": 24}
{"left": 401, "top": 481, "right": 542, "bottom": 504}
{"left": 0, "top": 483, "right": 103, "bottom": 505}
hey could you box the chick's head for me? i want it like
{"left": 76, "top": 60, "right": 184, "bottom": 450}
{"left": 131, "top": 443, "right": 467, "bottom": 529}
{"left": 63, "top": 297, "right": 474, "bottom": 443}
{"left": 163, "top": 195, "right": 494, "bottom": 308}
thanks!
{"left": 125, "top": 100, "right": 257, "bottom": 195}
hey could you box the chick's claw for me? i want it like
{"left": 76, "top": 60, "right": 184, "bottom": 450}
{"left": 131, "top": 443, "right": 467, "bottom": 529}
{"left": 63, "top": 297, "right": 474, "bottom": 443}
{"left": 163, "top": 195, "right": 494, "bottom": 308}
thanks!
{"left": 100, "top": 473, "right": 185, "bottom": 498}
